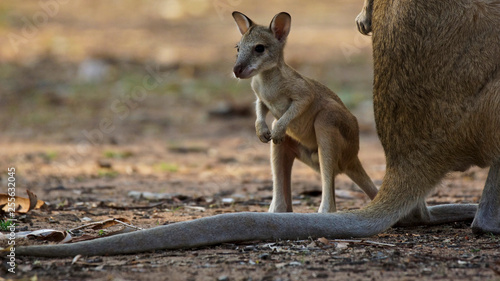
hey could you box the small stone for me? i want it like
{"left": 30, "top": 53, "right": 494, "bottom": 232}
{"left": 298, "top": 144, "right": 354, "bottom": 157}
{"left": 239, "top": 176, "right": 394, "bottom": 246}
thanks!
{"left": 243, "top": 245, "right": 255, "bottom": 252}
{"left": 259, "top": 253, "right": 270, "bottom": 260}
{"left": 222, "top": 198, "right": 235, "bottom": 204}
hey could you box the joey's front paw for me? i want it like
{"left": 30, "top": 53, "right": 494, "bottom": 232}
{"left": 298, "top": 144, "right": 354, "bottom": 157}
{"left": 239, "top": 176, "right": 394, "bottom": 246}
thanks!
{"left": 356, "top": 10, "right": 372, "bottom": 35}
{"left": 256, "top": 123, "right": 271, "bottom": 143}
{"left": 257, "top": 128, "right": 271, "bottom": 143}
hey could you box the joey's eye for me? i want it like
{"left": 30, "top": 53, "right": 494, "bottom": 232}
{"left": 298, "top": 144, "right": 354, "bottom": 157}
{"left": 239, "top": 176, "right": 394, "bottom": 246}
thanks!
{"left": 255, "top": 44, "right": 265, "bottom": 53}
{"left": 235, "top": 44, "right": 239, "bottom": 52}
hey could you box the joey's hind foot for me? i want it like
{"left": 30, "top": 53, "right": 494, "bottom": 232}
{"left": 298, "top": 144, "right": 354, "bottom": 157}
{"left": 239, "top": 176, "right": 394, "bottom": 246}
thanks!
{"left": 318, "top": 202, "right": 336, "bottom": 213}
{"left": 269, "top": 200, "right": 290, "bottom": 213}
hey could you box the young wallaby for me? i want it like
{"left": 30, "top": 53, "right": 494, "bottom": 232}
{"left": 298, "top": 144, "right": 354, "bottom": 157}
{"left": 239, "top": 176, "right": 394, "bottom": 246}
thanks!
{"left": 232, "top": 11, "right": 378, "bottom": 213}
{"left": 15, "top": 1, "right": 500, "bottom": 257}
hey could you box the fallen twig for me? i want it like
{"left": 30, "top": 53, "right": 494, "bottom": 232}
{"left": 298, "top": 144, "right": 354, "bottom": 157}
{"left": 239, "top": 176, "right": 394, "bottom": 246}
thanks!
{"left": 68, "top": 218, "right": 143, "bottom": 232}
{"left": 100, "top": 201, "right": 169, "bottom": 210}
{"left": 318, "top": 237, "right": 396, "bottom": 247}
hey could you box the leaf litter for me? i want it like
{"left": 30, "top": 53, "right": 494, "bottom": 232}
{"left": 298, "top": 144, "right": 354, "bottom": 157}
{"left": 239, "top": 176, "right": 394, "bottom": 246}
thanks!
{"left": 0, "top": 190, "right": 45, "bottom": 214}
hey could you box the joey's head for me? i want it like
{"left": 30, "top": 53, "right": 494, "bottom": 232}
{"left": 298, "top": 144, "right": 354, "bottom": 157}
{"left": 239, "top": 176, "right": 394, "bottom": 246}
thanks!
{"left": 232, "top": 11, "right": 291, "bottom": 79}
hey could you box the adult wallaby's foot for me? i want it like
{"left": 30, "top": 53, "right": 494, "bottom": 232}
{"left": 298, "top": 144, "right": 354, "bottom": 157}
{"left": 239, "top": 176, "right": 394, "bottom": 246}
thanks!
{"left": 472, "top": 160, "right": 500, "bottom": 234}
{"left": 356, "top": 0, "right": 373, "bottom": 35}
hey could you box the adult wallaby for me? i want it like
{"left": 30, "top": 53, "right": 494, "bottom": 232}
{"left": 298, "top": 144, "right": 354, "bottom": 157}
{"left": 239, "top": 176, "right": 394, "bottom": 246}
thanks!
{"left": 232, "top": 11, "right": 378, "bottom": 213}
{"left": 14, "top": 1, "right": 500, "bottom": 257}
{"left": 357, "top": 0, "right": 500, "bottom": 230}
{"left": 356, "top": 0, "right": 373, "bottom": 35}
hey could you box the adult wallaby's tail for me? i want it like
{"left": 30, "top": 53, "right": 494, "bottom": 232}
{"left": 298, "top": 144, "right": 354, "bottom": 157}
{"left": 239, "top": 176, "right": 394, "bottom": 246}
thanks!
{"left": 15, "top": 209, "right": 400, "bottom": 257}
{"left": 15, "top": 174, "right": 478, "bottom": 258}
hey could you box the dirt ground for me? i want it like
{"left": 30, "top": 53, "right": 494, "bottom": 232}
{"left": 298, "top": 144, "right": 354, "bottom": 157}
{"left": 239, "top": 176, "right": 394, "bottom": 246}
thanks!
{"left": 1, "top": 1, "right": 499, "bottom": 281}
{"left": 1, "top": 130, "right": 500, "bottom": 281}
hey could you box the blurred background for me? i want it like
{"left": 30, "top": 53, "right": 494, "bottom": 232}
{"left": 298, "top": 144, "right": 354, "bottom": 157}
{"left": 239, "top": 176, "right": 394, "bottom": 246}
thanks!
{"left": 0, "top": 0, "right": 381, "bottom": 198}
{"left": 0, "top": 0, "right": 373, "bottom": 143}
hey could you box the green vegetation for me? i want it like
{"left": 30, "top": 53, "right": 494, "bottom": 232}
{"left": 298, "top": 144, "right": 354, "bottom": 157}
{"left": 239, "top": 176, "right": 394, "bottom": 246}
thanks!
{"left": 0, "top": 219, "right": 16, "bottom": 231}
{"left": 103, "top": 150, "right": 133, "bottom": 159}
{"left": 97, "top": 169, "right": 119, "bottom": 178}
{"left": 154, "top": 162, "right": 179, "bottom": 173}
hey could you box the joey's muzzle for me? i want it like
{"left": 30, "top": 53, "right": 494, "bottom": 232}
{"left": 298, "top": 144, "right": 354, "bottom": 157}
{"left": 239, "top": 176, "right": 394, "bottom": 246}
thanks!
{"left": 233, "top": 64, "right": 254, "bottom": 79}
{"left": 233, "top": 64, "right": 244, "bottom": 78}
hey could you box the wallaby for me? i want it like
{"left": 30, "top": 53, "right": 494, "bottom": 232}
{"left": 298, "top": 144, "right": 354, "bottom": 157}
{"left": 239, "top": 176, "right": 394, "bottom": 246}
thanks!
{"left": 14, "top": 1, "right": 500, "bottom": 257}
{"left": 356, "top": 0, "right": 373, "bottom": 35}
{"left": 232, "top": 11, "right": 378, "bottom": 213}
{"left": 359, "top": 0, "right": 500, "bottom": 230}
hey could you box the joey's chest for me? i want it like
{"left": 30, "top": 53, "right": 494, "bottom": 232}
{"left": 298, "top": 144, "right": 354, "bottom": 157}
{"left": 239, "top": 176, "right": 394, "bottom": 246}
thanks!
{"left": 251, "top": 78, "right": 291, "bottom": 118}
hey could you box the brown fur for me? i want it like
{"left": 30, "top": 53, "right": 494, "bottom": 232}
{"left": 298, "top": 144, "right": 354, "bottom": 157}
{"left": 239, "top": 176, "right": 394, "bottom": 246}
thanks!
{"left": 13, "top": 2, "right": 500, "bottom": 257}
{"left": 368, "top": 0, "right": 500, "bottom": 228}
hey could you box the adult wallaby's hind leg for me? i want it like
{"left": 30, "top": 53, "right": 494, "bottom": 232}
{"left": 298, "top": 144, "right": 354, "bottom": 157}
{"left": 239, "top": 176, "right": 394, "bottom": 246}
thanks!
{"left": 472, "top": 160, "right": 500, "bottom": 234}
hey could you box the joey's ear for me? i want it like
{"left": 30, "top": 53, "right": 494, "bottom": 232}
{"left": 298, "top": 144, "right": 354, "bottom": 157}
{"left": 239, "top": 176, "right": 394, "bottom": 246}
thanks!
{"left": 270, "top": 12, "right": 291, "bottom": 42}
{"left": 232, "top": 11, "right": 254, "bottom": 35}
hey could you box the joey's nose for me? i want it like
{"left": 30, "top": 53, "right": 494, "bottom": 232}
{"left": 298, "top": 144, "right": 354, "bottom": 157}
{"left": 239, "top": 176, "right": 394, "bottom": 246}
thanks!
{"left": 233, "top": 64, "right": 244, "bottom": 78}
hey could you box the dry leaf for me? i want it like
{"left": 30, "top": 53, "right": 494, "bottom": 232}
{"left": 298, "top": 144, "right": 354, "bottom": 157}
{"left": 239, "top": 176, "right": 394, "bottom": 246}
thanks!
{"left": 0, "top": 190, "right": 45, "bottom": 214}
{"left": 317, "top": 237, "right": 330, "bottom": 245}
{"left": 71, "top": 254, "right": 83, "bottom": 265}
{"left": 26, "top": 190, "right": 39, "bottom": 212}
{"left": 90, "top": 218, "right": 131, "bottom": 230}
{"left": 336, "top": 242, "right": 349, "bottom": 250}
{"left": 66, "top": 218, "right": 140, "bottom": 243}
{"left": 16, "top": 229, "right": 73, "bottom": 243}
{"left": 70, "top": 234, "right": 99, "bottom": 243}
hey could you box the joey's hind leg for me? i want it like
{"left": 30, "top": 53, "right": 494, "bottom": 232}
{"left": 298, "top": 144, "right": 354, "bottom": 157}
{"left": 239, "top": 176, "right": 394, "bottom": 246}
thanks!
{"left": 268, "top": 135, "right": 298, "bottom": 213}
{"left": 296, "top": 147, "right": 320, "bottom": 173}
{"left": 345, "top": 157, "right": 378, "bottom": 200}
{"left": 472, "top": 160, "right": 500, "bottom": 234}
{"left": 315, "top": 127, "right": 342, "bottom": 213}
